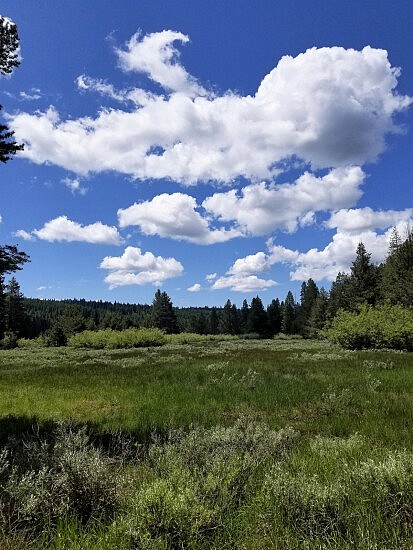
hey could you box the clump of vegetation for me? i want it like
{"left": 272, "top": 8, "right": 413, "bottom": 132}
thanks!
{"left": 119, "top": 419, "right": 298, "bottom": 548}
{"left": 69, "top": 327, "right": 167, "bottom": 349}
{"left": 258, "top": 445, "right": 413, "bottom": 547}
{"left": 326, "top": 304, "right": 413, "bottom": 350}
{"left": 166, "top": 332, "right": 238, "bottom": 344}
{"left": 0, "top": 423, "right": 120, "bottom": 540}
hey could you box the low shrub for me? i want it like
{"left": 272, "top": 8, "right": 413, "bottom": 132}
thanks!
{"left": 259, "top": 447, "right": 413, "bottom": 546}
{"left": 325, "top": 304, "right": 413, "bottom": 350}
{"left": 0, "top": 423, "right": 120, "bottom": 537}
{"left": 16, "top": 337, "right": 44, "bottom": 349}
{"left": 69, "top": 328, "right": 166, "bottom": 349}
{"left": 0, "top": 331, "right": 18, "bottom": 350}
{"left": 166, "top": 332, "right": 238, "bottom": 344}
{"left": 120, "top": 419, "right": 299, "bottom": 548}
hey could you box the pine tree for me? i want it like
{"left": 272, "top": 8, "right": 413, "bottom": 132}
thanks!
{"left": 247, "top": 296, "right": 269, "bottom": 337}
{"left": 282, "top": 291, "right": 296, "bottom": 334}
{"left": 240, "top": 299, "right": 249, "bottom": 333}
{"left": 381, "top": 226, "right": 413, "bottom": 306}
{"left": 327, "top": 272, "right": 351, "bottom": 319}
{"left": 1, "top": 17, "right": 24, "bottom": 162}
{"left": 218, "top": 299, "right": 239, "bottom": 335}
{"left": 267, "top": 298, "right": 282, "bottom": 336}
{"left": 5, "top": 276, "right": 26, "bottom": 337}
{"left": 347, "top": 242, "right": 379, "bottom": 308}
{"left": 0, "top": 246, "right": 29, "bottom": 339}
{"left": 209, "top": 307, "right": 219, "bottom": 335}
{"left": 307, "top": 287, "right": 329, "bottom": 338}
{"left": 150, "top": 289, "right": 178, "bottom": 334}
{"left": 60, "top": 305, "right": 87, "bottom": 337}
{"left": 296, "top": 279, "right": 319, "bottom": 335}
{"left": 0, "top": 275, "right": 6, "bottom": 339}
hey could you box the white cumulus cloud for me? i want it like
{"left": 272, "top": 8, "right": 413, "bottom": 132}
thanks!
{"left": 212, "top": 274, "right": 277, "bottom": 293}
{"left": 203, "top": 167, "right": 365, "bottom": 235}
{"left": 267, "top": 214, "right": 413, "bottom": 281}
{"left": 32, "top": 216, "right": 122, "bottom": 245}
{"left": 9, "top": 38, "right": 411, "bottom": 185}
{"left": 118, "top": 192, "right": 242, "bottom": 244}
{"left": 228, "top": 251, "right": 271, "bottom": 275}
{"left": 100, "top": 246, "right": 184, "bottom": 288}
{"left": 326, "top": 207, "right": 413, "bottom": 233}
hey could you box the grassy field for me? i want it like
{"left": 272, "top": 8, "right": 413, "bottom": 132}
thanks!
{"left": 1, "top": 337, "right": 413, "bottom": 548}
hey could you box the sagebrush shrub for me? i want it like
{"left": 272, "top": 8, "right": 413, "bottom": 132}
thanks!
{"left": 0, "top": 423, "right": 120, "bottom": 537}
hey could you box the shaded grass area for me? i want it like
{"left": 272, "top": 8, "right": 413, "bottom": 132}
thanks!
{"left": 1, "top": 339, "right": 413, "bottom": 548}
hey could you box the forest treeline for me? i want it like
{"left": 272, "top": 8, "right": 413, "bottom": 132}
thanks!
{"left": 0, "top": 227, "right": 412, "bottom": 348}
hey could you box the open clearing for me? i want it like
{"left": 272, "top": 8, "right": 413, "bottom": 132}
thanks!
{"left": 1, "top": 338, "right": 413, "bottom": 548}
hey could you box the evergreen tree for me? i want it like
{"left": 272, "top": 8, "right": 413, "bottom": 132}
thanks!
{"left": 218, "top": 299, "right": 238, "bottom": 335}
{"left": 247, "top": 296, "right": 269, "bottom": 337}
{"left": 1, "top": 17, "right": 24, "bottom": 162}
{"left": 209, "top": 307, "right": 219, "bottom": 335}
{"left": 5, "top": 276, "right": 26, "bottom": 336}
{"left": 327, "top": 272, "right": 351, "bottom": 320}
{"left": 150, "top": 289, "right": 178, "bottom": 334}
{"left": 240, "top": 299, "right": 249, "bottom": 333}
{"left": 0, "top": 244, "right": 29, "bottom": 276}
{"left": 296, "top": 279, "right": 319, "bottom": 335}
{"left": 307, "top": 287, "right": 329, "bottom": 338}
{"left": 267, "top": 298, "right": 282, "bottom": 336}
{"left": 347, "top": 242, "right": 379, "bottom": 308}
{"left": 60, "top": 305, "right": 87, "bottom": 337}
{"left": 381, "top": 226, "right": 413, "bottom": 306}
{"left": 0, "top": 243, "right": 29, "bottom": 340}
{"left": 231, "top": 304, "right": 240, "bottom": 334}
{"left": 44, "top": 323, "right": 67, "bottom": 347}
{"left": 189, "top": 312, "right": 208, "bottom": 334}
{"left": 282, "top": 291, "right": 296, "bottom": 334}
{"left": 0, "top": 276, "right": 5, "bottom": 339}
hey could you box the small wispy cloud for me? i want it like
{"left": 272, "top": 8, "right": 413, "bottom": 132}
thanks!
{"left": 187, "top": 283, "right": 201, "bottom": 292}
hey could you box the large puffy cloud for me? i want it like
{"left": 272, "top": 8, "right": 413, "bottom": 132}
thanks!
{"left": 203, "top": 167, "right": 365, "bottom": 234}
{"left": 268, "top": 214, "right": 413, "bottom": 281}
{"left": 326, "top": 207, "right": 413, "bottom": 233}
{"left": 29, "top": 215, "right": 122, "bottom": 244}
{"left": 100, "top": 246, "right": 184, "bottom": 288}
{"left": 118, "top": 192, "right": 242, "bottom": 244}
{"left": 9, "top": 37, "right": 411, "bottom": 184}
{"left": 214, "top": 209, "right": 413, "bottom": 285}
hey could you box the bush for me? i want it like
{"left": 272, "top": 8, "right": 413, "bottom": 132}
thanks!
{"left": 16, "top": 337, "right": 44, "bottom": 349}
{"left": 166, "top": 332, "right": 238, "bottom": 344}
{"left": 260, "top": 449, "right": 413, "bottom": 545}
{"left": 0, "top": 423, "right": 120, "bottom": 537}
{"left": 43, "top": 324, "right": 67, "bottom": 347}
{"left": 0, "top": 331, "right": 18, "bottom": 349}
{"left": 120, "top": 420, "right": 298, "bottom": 548}
{"left": 69, "top": 328, "right": 166, "bottom": 349}
{"left": 325, "top": 304, "right": 413, "bottom": 350}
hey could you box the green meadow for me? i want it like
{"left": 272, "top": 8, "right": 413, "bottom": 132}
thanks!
{"left": 1, "top": 337, "right": 413, "bottom": 548}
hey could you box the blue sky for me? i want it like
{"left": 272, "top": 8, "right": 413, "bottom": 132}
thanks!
{"left": 0, "top": 0, "right": 412, "bottom": 307}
